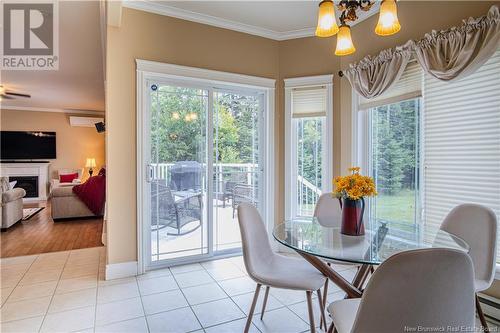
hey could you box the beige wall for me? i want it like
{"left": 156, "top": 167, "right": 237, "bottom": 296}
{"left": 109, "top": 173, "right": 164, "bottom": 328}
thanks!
{"left": 0, "top": 109, "right": 105, "bottom": 179}
{"left": 106, "top": 8, "right": 279, "bottom": 265}
{"left": 106, "top": 2, "right": 497, "bottom": 266}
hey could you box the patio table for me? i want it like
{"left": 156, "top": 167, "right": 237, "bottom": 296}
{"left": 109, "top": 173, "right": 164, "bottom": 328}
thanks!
{"left": 273, "top": 217, "right": 469, "bottom": 298}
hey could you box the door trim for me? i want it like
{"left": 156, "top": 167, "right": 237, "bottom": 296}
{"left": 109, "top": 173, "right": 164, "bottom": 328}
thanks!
{"left": 136, "top": 59, "right": 276, "bottom": 273}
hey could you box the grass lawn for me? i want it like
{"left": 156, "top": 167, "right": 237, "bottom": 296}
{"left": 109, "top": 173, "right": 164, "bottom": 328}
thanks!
{"left": 374, "top": 189, "right": 417, "bottom": 225}
{"left": 299, "top": 190, "right": 417, "bottom": 230}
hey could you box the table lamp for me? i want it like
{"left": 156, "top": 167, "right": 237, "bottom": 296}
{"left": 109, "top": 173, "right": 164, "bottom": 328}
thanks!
{"left": 86, "top": 158, "right": 97, "bottom": 176}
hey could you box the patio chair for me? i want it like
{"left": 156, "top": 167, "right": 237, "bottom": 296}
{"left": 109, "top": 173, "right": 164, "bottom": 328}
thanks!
{"left": 222, "top": 173, "right": 247, "bottom": 208}
{"left": 232, "top": 184, "right": 256, "bottom": 218}
{"left": 151, "top": 180, "right": 203, "bottom": 235}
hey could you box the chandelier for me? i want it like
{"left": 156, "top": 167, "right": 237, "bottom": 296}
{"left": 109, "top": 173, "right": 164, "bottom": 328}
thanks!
{"left": 315, "top": 0, "right": 401, "bottom": 56}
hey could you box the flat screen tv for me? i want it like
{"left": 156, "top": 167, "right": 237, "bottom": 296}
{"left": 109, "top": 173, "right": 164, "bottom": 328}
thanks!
{"left": 1, "top": 131, "right": 56, "bottom": 160}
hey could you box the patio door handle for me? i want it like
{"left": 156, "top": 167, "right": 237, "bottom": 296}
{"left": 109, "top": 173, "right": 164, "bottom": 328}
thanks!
{"left": 146, "top": 164, "right": 153, "bottom": 183}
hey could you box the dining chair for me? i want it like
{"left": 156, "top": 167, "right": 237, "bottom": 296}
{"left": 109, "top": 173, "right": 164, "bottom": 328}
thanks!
{"left": 313, "top": 193, "right": 367, "bottom": 327}
{"left": 439, "top": 203, "right": 497, "bottom": 330}
{"left": 327, "top": 248, "right": 475, "bottom": 333}
{"left": 237, "top": 203, "right": 327, "bottom": 333}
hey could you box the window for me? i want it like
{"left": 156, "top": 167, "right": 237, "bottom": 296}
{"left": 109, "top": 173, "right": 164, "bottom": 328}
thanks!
{"left": 285, "top": 76, "right": 333, "bottom": 219}
{"left": 369, "top": 98, "right": 420, "bottom": 233}
{"left": 356, "top": 51, "right": 500, "bottom": 259}
{"left": 357, "top": 62, "right": 423, "bottom": 234}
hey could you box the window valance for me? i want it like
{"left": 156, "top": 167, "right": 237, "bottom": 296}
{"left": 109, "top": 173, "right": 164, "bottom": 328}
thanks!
{"left": 344, "top": 5, "right": 500, "bottom": 99}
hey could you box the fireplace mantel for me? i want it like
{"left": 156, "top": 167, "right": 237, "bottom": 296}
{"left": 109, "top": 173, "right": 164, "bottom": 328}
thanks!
{"left": 0, "top": 162, "right": 50, "bottom": 201}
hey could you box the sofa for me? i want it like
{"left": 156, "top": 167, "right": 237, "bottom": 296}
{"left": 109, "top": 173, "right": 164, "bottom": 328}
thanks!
{"left": 50, "top": 168, "right": 101, "bottom": 220}
{"left": 1, "top": 177, "right": 26, "bottom": 229}
{"left": 51, "top": 185, "right": 99, "bottom": 220}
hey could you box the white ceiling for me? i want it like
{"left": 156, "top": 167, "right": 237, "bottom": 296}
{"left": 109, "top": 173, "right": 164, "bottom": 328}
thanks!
{"left": 124, "top": 0, "right": 380, "bottom": 40}
{"left": 1, "top": 1, "right": 105, "bottom": 114}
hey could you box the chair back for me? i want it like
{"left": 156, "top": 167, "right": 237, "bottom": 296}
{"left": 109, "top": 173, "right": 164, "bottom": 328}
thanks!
{"left": 352, "top": 248, "right": 475, "bottom": 332}
{"left": 440, "top": 204, "right": 497, "bottom": 290}
{"left": 313, "top": 193, "right": 342, "bottom": 227}
{"left": 233, "top": 185, "right": 254, "bottom": 205}
{"left": 237, "top": 203, "right": 274, "bottom": 280}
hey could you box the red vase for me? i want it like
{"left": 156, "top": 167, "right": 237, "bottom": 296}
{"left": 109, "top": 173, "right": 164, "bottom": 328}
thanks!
{"left": 339, "top": 197, "right": 365, "bottom": 236}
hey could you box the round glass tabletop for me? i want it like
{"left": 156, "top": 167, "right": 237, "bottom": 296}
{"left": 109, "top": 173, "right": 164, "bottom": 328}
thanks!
{"left": 273, "top": 217, "right": 469, "bottom": 265}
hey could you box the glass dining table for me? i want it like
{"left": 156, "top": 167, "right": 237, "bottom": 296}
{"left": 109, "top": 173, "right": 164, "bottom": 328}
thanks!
{"left": 273, "top": 217, "right": 469, "bottom": 298}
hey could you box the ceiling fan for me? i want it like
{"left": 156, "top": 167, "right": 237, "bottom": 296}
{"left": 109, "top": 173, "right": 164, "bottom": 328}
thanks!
{"left": 0, "top": 85, "right": 31, "bottom": 100}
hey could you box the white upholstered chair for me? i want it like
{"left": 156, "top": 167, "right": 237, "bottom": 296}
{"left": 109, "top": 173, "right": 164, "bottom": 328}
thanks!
{"left": 313, "top": 193, "right": 365, "bottom": 324}
{"left": 327, "top": 248, "right": 475, "bottom": 333}
{"left": 314, "top": 193, "right": 342, "bottom": 228}
{"left": 237, "top": 203, "right": 327, "bottom": 333}
{"left": 50, "top": 168, "right": 84, "bottom": 193}
{"left": 439, "top": 204, "right": 497, "bottom": 329}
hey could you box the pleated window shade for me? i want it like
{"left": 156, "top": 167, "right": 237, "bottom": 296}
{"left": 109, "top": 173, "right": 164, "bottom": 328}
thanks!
{"left": 291, "top": 86, "right": 327, "bottom": 118}
{"left": 422, "top": 49, "right": 500, "bottom": 262}
{"left": 359, "top": 61, "right": 423, "bottom": 110}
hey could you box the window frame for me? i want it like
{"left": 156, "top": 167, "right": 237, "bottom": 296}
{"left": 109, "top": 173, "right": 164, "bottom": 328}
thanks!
{"left": 353, "top": 92, "right": 424, "bottom": 230}
{"left": 284, "top": 75, "right": 333, "bottom": 220}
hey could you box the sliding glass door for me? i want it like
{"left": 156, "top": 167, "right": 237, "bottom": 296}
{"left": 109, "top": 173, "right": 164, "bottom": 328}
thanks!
{"left": 149, "top": 84, "right": 209, "bottom": 263}
{"left": 145, "top": 80, "right": 266, "bottom": 267}
{"left": 213, "top": 90, "right": 263, "bottom": 252}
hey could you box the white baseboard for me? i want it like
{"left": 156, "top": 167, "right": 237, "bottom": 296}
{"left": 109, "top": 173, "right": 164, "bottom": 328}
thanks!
{"left": 105, "top": 261, "right": 138, "bottom": 280}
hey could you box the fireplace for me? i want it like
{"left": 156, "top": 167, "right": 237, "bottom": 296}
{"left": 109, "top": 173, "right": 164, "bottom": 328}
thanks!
{"left": 9, "top": 176, "right": 39, "bottom": 198}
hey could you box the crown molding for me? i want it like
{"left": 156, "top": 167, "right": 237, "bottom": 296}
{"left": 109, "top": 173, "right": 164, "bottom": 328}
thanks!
{"left": 1, "top": 106, "right": 105, "bottom": 116}
{"left": 122, "top": 0, "right": 379, "bottom": 41}
{"left": 122, "top": 0, "right": 315, "bottom": 41}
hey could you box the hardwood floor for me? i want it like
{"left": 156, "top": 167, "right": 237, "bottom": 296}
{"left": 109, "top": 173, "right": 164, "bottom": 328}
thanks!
{"left": 0, "top": 200, "right": 103, "bottom": 258}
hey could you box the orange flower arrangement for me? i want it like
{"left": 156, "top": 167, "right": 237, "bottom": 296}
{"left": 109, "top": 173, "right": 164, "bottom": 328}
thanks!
{"left": 333, "top": 167, "right": 377, "bottom": 201}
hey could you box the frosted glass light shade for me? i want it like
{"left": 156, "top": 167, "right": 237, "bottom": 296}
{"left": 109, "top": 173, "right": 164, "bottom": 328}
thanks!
{"left": 315, "top": 0, "right": 339, "bottom": 37}
{"left": 85, "top": 158, "right": 96, "bottom": 168}
{"left": 375, "top": 0, "right": 401, "bottom": 36}
{"left": 335, "top": 25, "right": 356, "bottom": 56}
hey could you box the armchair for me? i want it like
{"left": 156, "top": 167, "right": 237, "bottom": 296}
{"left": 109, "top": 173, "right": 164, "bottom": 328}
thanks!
{"left": 151, "top": 181, "right": 203, "bottom": 235}
{"left": 1, "top": 177, "right": 26, "bottom": 229}
{"left": 50, "top": 168, "right": 84, "bottom": 193}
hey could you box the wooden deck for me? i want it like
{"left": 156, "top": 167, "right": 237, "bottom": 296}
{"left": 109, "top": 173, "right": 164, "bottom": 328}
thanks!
{"left": 151, "top": 198, "right": 243, "bottom": 261}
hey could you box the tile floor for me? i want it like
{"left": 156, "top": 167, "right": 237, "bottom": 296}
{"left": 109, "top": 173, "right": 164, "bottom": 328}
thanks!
{"left": 1, "top": 247, "right": 498, "bottom": 333}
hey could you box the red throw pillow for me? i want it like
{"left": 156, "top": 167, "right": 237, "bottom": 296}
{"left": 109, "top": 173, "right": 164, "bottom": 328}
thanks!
{"left": 60, "top": 172, "right": 79, "bottom": 183}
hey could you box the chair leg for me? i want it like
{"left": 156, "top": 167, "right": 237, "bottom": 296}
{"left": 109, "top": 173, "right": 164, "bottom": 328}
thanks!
{"left": 322, "top": 279, "right": 329, "bottom": 322}
{"left": 317, "top": 288, "right": 327, "bottom": 331}
{"left": 245, "top": 284, "right": 261, "bottom": 333}
{"left": 476, "top": 294, "right": 489, "bottom": 330}
{"left": 306, "top": 291, "right": 316, "bottom": 333}
{"left": 327, "top": 322, "right": 334, "bottom": 333}
{"left": 260, "top": 286, "right": 270, "bottom": 320}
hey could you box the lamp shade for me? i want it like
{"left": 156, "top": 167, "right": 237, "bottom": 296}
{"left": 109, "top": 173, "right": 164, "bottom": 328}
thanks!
{"left": 375, "top": 0, "right": 401, "bottom": 36}
{"left": 85, "top": 158, "right": 96, "bottom": 168}
{"left": 315, "top": 0, "right": 339, "bottom": 37}
{"left": 335, "top": 24, "right": 356, "bottom": 56}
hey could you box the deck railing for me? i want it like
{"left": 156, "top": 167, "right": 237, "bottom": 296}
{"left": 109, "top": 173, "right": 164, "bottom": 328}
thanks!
{"left": 297, "top": 175, "right": 322, "bottom": 217}
{"left": 151, "top": 162, "right": 322, "bottom": 213}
